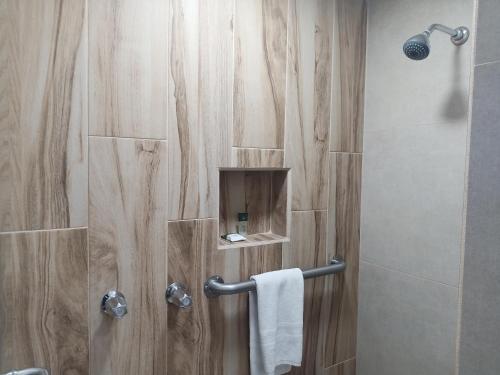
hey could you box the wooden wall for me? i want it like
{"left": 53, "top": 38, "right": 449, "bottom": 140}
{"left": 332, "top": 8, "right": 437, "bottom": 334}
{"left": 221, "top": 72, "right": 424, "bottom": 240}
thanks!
{"left": 0, "top": 0, "right": 366, "bottom": 374}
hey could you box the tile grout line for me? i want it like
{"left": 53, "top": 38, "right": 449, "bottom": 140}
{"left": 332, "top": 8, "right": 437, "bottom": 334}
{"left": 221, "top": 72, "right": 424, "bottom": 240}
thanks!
{"left": 364, "top": 120, "right": 469, "bottom": 131}
{"left": 167, "top": 211, "right": 329, "bottom": 222}
{"left": 475, "top": 59, "right": 500, "bottom": 68}
{"left": 291, "top": 209, "right": 328, "bottom": 213}
{"left": 167, "top": 217, "right": 217, "bottom": 223}
{"left": 324, "top": 356, "right": 356, "bottom": 370}
{"left": 89, "top": 134, "right": 167, "bottom": 141}
{"left": 330, "top": 151, "right": 363, "bottom": 155}
{"left": 360, "top": 259, "right": 460, "bottom": 289}
{"left": 0, "top": 227, "right": 88, "bottom": 235}
{"left": 232, "top": 146, "right": 285, "bottom": 151}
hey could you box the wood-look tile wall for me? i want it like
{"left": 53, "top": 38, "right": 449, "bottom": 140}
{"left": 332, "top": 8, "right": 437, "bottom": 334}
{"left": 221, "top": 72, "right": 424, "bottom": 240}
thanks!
{"left": 285, "top": 0, "right": 332, "bottom": 211}
{"left": 284, "top": 211, "right": 328, "bottom": 374}
{"left": 324, "top": 154, "right": 362, "bottom": 367}
{"left": 330, "top": 0, "right": 367, "bottom": 153}
{"left": 0, "top": 1, "right": 89, "bottom": 374}
{"left": 0, "top": 0, "right": 87, "bottom": 232}
{"left": 89, "top": 138, "right": 167, "bottom": 374}
{"left": 89, "top": 0, "right": 168, "bottom": 139}
{"left": 0, "top": 229, "right": 89, "bottom": 374}
{"left": 233, "top": 0, "right": 288, "bottom": 150}
{"left": 0, "top": 0, "right": 366, "bottom": 374}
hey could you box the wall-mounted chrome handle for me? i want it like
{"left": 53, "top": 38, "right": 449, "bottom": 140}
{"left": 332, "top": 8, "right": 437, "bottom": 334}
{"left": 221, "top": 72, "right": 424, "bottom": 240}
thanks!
{"left": 2, "top": 368, "right": 49, "bottom": 375}
{"left": 101, "top": 289, "right": 128, "bottom": 319}
{"left": 166, "top": 282, "right": 192, "bottom": 308}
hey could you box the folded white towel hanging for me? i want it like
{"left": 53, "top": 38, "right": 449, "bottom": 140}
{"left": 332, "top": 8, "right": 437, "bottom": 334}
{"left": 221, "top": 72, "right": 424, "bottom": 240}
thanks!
{"left": 249, "top": 268, "right": 304, "bottom": 375}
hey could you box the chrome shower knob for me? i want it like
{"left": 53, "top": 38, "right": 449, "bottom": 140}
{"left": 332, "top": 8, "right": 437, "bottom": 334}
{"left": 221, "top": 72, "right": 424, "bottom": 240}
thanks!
{"left": 101, "top": 289, "right": 128, "bottom": 319}
{"left": 166, "top": 282, "right": 193, "bottom": 308}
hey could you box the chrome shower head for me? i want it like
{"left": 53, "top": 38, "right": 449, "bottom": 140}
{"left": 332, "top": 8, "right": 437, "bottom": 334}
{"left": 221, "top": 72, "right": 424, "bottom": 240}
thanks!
{"left": 403, "top": 32, "right": 430, "bottom": 60}
{"left": 403, "top": 24, "right": 470, "bottom": 61}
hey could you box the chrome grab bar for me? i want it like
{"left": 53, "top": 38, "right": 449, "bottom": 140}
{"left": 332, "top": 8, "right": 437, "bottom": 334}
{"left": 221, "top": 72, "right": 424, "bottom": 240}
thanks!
{"left": 2, "top": 369, "right": 49, "bottom": 375}
{"left": 204, "top": 257, "right": 346, "bottom": 298}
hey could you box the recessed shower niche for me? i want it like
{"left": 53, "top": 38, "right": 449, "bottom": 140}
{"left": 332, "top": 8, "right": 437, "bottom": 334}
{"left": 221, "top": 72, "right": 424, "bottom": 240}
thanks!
{"left": 218, "top": 168, "right": 290, "bottom": 250}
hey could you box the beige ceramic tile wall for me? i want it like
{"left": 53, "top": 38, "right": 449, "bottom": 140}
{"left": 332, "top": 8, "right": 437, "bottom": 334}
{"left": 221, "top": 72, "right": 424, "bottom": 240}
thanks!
{"left": 358, "top": 0, "right": 475, "bottom": 374}
{"left": 0, "top": 0, "right": 366, "bottom": 374}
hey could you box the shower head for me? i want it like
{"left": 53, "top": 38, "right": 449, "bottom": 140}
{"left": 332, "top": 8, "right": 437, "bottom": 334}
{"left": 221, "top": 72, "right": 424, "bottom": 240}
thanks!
{"left": 403, "top": 32, "right": 430, "bottom": 60}
{"left": 403, "top": 24, "right": 470, "bottom": 60}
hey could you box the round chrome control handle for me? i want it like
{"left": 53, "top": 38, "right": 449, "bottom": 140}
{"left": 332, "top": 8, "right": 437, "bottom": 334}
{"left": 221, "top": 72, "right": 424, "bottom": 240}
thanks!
{"left": 166, "top": 282, "right": 192, "bottom": 308}
{"left": 101, "top": 289, "right": 128, "bottom": 319}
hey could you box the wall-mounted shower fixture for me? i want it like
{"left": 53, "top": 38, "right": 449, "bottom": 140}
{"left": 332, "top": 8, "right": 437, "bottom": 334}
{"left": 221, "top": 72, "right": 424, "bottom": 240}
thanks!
{"left": 403, "top": 24, "right": 470, "bottom": 60}
{"left": 101, "top": 289, "right": 128, "bottom": 319}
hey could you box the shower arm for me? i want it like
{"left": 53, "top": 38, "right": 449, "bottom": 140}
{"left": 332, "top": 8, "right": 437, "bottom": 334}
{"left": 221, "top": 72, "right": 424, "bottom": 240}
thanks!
{"left": 426, "top": 24, "right": 459, "bottom": 37}
{"left": 424, "top": 24, "right": 470, "bottom": 46}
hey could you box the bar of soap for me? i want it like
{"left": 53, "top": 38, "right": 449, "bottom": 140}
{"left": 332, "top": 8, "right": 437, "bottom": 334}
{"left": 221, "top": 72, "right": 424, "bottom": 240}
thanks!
{"left": 225, "top": 233, "right": 246, "bottom": 242}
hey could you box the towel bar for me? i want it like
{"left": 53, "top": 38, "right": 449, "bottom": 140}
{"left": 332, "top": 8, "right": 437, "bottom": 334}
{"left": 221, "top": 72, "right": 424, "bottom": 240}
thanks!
{"left": 2, "top": 369, "right": 49, "bottom": 375}
{"left": 204, "top": 258, "right": 346, "bottom": 298}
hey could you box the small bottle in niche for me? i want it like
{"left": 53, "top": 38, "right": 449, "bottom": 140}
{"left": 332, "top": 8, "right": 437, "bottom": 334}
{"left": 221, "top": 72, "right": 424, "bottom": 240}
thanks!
{"left": 237, "top": 212, "right": 248, "bottom": 236}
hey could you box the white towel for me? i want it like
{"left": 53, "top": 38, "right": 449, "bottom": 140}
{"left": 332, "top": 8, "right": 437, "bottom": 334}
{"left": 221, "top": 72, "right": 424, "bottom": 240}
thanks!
{"left": 249, "top": 268, "right": 304, "bottom": 375}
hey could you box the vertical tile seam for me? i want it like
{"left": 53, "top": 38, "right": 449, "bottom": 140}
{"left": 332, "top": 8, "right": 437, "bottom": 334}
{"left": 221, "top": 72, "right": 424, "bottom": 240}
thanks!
{"left": 230, "top": 0, "right": 236, "bottom": 162}
{"left": 86, "top": 0, "right": 91, "bottom": 371}
{"left": 281, "top": 0, "right": 291, "bottom": 169}
{"left": 165, "top": 1, "right": 170, "bottom": 369}
{"left": 281, "top": 0, "right": 292, "bottom": 273}
{"left": 323, "top": 0, "right": 336, "bottom": 365}
{"left": 360, "top": 0, "right": 370, "bottom": 155}
{"left": 328, "top": 0, "right": 336, "bottom": 153}
{"left": 455, "top": 1, "right": 480, "bottom": 374}
{"left": 357, "top": 0, "right": 368, "bottom": 154}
